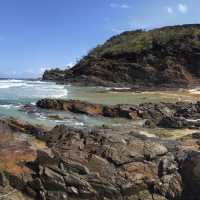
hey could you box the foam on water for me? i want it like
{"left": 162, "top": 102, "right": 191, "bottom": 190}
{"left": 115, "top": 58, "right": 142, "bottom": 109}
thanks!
{"left": 0, "top": 79, "right": 71, "bottom": 126}
{"left": 0, "top": 80, "right": 26, "bottom": 89}
{"left": 0, "top": 79, "right": 68, "bottom": 100}
{"left": 189, "top": 88, "right": 200, "bottom": 94}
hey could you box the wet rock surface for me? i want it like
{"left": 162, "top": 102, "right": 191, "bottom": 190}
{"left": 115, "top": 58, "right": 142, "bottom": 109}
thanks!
{"left": 37, "top": 99, "right": 200, "bottom": 129}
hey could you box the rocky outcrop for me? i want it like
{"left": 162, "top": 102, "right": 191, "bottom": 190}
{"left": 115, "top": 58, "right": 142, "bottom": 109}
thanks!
{"left": 179, "top": 150, "right": 200, "bottom": 200}
{"left": 0, "top": 117, "right": 48, "bottom": 140}
{"left": 0, "top": 123, "right": 181, "bottom": 200}
{"left": 0, "top": 118, "right": 49, "bottom": 200}
{"left": 43, "top": 24, "right": 200, "bottom": 88}
{"left": 37, "top": 99, "right": 104, "bottom": 116}
{"left": 1, "top": 118, "right": 200, "bottom": 199}
{"left": 37, "top": 99, "right": 200, "bottom": 129}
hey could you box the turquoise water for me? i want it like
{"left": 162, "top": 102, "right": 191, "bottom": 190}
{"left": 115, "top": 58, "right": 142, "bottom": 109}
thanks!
{"left": 0, "top": 79, "right": 135, "bottom": 127}
{"left": 0, "top": 79, "right": 198, "bottom": 128}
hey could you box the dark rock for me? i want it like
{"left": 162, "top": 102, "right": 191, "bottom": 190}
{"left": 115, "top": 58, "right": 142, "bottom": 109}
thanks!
{"left": 191, "top": 132, "right": 200, "bottom": 139}
{"left": 40, "top": 167, "right": 66, "bottom": 191}
{"left": 46, "top": 191, "right": 68, "bottom": 200}
{"left": 60, "top": 162, "right": 90, "bottom": 175}
{"left": 2, "top": 117, "right": 200, "bottom": 200}
{"left": 37, "top": 99, "right": 104, "bottom": 116}
{"left": 180, "top": 151, "right": 200, "bottom": 200}
{"left": 0, "top": 172, "right": 8, "bottom": 187}
{"left": 37, "top": 99, "right": 200, "bottom": 129}
{"left": 144, "top": 120, "right": 157, "bottom": 128}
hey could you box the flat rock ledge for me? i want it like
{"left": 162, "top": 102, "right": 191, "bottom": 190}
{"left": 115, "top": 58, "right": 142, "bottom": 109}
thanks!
{"left": 0, "top": 118, "right": 200, "bottom": 199}
{"left": 37, "top": 99, "right": 200, "bottom": 129}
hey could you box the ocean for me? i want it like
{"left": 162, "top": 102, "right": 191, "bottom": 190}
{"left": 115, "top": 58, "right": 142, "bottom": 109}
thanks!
{"left": 0, "top": 79, "right": 199, "bottom": 128}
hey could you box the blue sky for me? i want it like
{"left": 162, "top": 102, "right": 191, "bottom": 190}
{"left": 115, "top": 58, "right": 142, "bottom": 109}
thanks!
{"left": 0, "top": 0, "right": 199, "bottom": 78}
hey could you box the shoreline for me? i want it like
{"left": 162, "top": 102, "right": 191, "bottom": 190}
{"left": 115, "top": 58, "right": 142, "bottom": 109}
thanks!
{"left": 1, "top": 80, "right": 200, "bottom": 199}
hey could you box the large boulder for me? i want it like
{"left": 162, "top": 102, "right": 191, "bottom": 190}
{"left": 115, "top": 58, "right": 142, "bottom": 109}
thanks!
{"left": 180, "top": 151, "right": 200, "bottom": 200}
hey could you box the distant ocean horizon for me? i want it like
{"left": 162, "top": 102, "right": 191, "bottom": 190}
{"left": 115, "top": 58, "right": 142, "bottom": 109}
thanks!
{"left": 0, "top": 77, "right": 41, "bottom": 81}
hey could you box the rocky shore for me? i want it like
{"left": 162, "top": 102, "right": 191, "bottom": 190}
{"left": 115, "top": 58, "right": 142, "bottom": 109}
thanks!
{"left": 4, "top": 23, "right": 200, "bottom": 200}
{"left": 0, "top": 117, "right": 200, "bottom": 200}
{"left": 37, "top": 98, "right": 200, "bottom": 129}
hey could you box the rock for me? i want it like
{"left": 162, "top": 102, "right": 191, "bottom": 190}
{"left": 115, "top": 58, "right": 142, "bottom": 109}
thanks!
{"left": 126, "top": 190, "right": 167, "bottom": 200}
{"left": 157, "top": 116, "right": 200, "bottom": 129}
{"left": 144, "top": 120, "right": 157, "bottom": 128}
{"left": 86, "top": 155, "right": 112, "bottom": 177}
{"left": 41, "top": 167, "right": 66, "bottom": 191}
{"left": 0, "top": 117, "right": 47, "bottom": 140}
{"left": 0, "top": 172, "right": 8, "bottom": 187}
{"left": 64, "top": 174, "right": 96, "bottom": 198}
{"left": 7, "top": 173, "right": 33, "bottom": 191}
{"left": 37, "top": 99, "right": 104, "bottom": 116}
{"left": 191, "top": 132, "right": 200, "bottom": 139}
{"left": 180, "top": 151, "right": 200, "bottom": 199}
{"left": 47, "top": 115, "right": 66, "bottom": 120}
{"left": 144, "top": 142, "right": 168, "bottom": 160}
{"left": 46, "top": 191, "right": 68, "bottom": 200}
{"left": 1, "top": 118, "right": 197, "bottom": 200}
{"left": 154, "top": 174, "right": 182, "bottom": 200}
{"left": 28, "top": 178, "right": 44, "bottom": 191}
{"left": 60, "top": 162, "right": 90, "bottom": 175}
{"left": 88, "top": 177, "right": 122, "bottom": 200}
{"left": 37, "top": 99, "right": 200, "bottom": 129}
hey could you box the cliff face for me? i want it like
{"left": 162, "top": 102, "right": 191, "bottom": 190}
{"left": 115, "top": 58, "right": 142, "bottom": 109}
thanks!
{"left": 43, "top": 24, "right": 200, "bottom": 88}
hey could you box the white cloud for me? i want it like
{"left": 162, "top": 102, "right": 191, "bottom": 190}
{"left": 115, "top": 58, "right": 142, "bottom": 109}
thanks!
{"left": 178, "top": 3, "right": 188, "bottom": 14}
{"left": 109, "top": 3, "right": 132, "bottom": 9}
{"left": 39, "top": 67, "right": 51, "bottom": 75}
{"left": 166, "top": 6, "right": 173, "bottom": 14}
{"left": 121, "top": 4, "right": 132, "bottom": 9}
{"left": 67, "top": 62, "right": 75, "bottom": 68}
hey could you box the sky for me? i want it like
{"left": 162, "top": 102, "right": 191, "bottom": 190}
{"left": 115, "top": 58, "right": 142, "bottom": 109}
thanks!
{"left": 0, "top": 0, "right": 199, "bottom": 78}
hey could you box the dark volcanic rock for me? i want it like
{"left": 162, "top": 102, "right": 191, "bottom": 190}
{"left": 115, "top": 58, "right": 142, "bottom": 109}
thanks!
{"left": 24, "top": 125, "right": 183, "bottom": 200}
{"left": 180, "top": 151, "right": 200, "bottom": 200}
{"left": 2, "top": 117, "right": 200, "bottom": 199}
{"left": 43, "top": 24, "right": 200, "bottom": 88}
{"left": 0, "top": 117, "right": 48, "bottom": 140}
{"left": 37, "top": 99, "right": 200, "bottom": 129}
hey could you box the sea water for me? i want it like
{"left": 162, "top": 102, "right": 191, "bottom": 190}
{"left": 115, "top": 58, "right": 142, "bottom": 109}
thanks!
{"left": 0, "top": 79, "right": 199, "bottom": 128}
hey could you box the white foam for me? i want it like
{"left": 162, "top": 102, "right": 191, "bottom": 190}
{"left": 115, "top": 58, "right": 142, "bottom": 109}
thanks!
{"left": 0, "top": 104, "right": 12, "bottom": 109}
{"left": 113, "top": 87, "right": 131, "bottom": 90}
{"left": 0, "top": 104, "right": 21, "bottom": 109}
{"left": 189, "top": 88, "right": 200, "bottom": 94}
{"left": 0, "top": 83, "right": 27, "bottom": 89}
{"left": 0, "top": 79, "right": 68, "bottom": 99}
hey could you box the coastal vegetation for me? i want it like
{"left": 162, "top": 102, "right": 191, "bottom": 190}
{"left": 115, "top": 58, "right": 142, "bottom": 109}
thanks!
{"left": 43, "top": 24, "right": 200, "bottom": 88}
